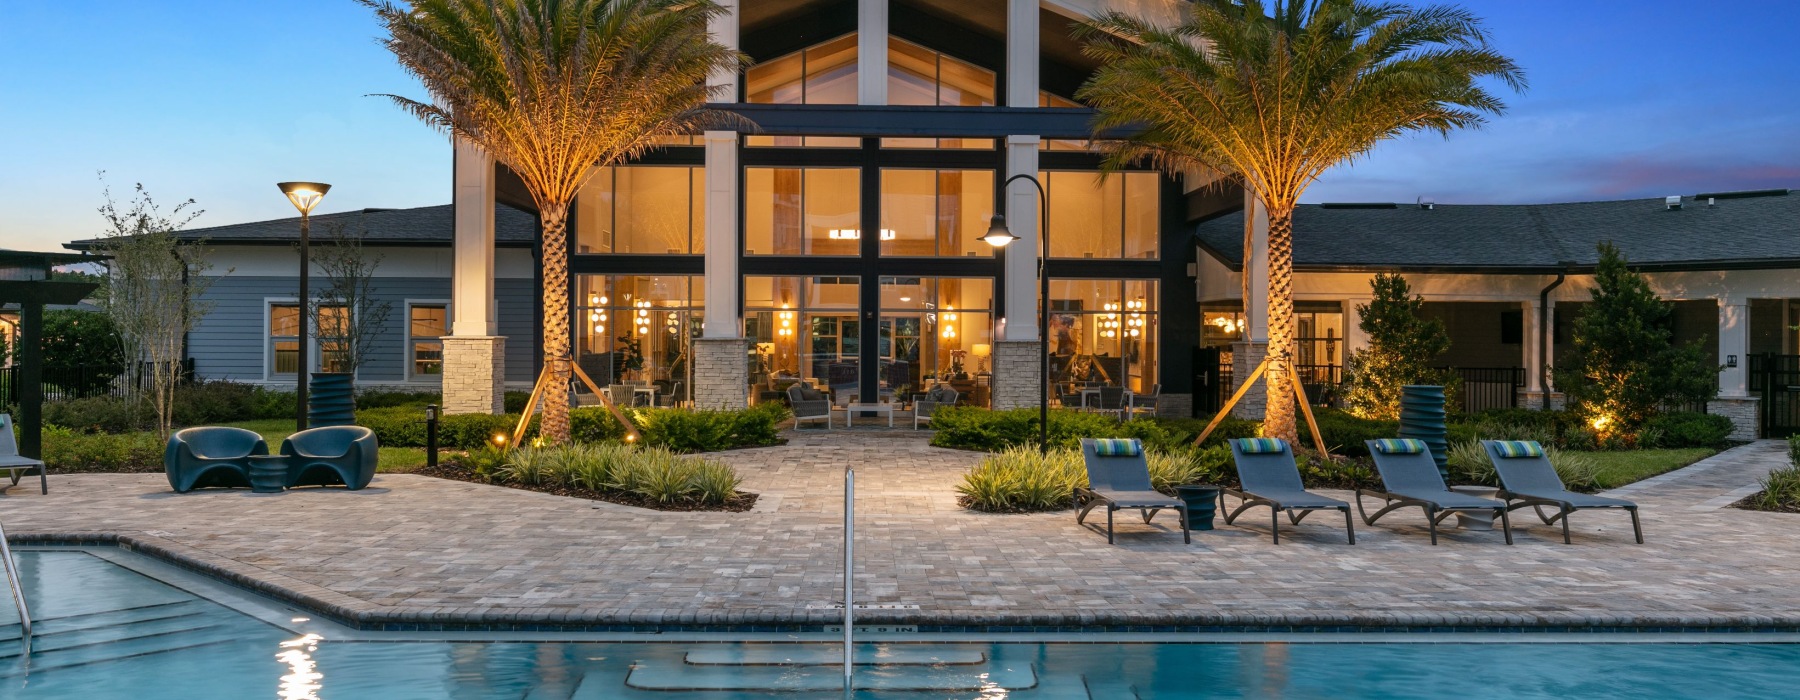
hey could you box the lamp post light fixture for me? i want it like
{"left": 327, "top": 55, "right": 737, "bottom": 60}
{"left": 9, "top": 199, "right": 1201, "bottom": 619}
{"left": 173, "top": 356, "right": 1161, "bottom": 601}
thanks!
{"left": 979, "top": 173, "right": 1050, "bottom": 454}
{"left": 278, "top": 181, "right": 331, "bottom": 430}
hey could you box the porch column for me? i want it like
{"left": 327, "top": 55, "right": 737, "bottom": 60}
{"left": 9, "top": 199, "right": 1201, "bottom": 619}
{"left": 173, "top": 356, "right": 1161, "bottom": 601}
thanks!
{"left": 857, "top": 0, "right": 887, "bottom": 105}
{"left": 1710, "top": 298, "right": 1759, "bottom": 440}
{"left": 992, "top": 135, "right": 1043, "bottom": 411}
{"left": 1230, "top": 192, "right": 1272, "bottom": 418}
{"left": 707, "top": 0, "right": 739, "bottom": 100}
{"left": 1343, "top": 297, "right": 1369, "bottom": 355}
{"left": 1006, "top": 0, "right": 1038, "bottom": 108}
{"left": 443, "top": 138, "right": 506, "bottom": 415}
{"left": 1522, "top": 299, "right": 1542, "bottom": 393}
{"left": 694, "top": 130, "right": 749, "bottom": 409}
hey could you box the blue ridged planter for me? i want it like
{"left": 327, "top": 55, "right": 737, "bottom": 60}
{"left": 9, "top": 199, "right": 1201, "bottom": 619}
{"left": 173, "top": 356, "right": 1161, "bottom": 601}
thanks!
{"left": 1175, "top": 485, "right": 1221, "bottom": 531}
{"left": 1398, "top": 385, "right": 1449, "bottom": 479}
{"left": 308, "top": 372, "right": 356, "bottom": 427}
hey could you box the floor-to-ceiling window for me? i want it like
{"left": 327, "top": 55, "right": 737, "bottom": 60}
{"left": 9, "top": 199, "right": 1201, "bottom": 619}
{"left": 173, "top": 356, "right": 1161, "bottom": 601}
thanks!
{"left": 745, "top": 275, "right": 861, "bottom": 405}
{"left": 575, "top": 275, "right": 701, "bottom": 406}
{"left": 879, "top": 277, "right": 994, "bottom": 406}
{"left": 1049, "top": 280, "right": 1160, "bottom": 404}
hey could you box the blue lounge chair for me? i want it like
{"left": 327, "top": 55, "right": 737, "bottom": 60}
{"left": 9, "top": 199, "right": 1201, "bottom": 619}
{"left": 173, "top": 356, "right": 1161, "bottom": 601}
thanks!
{"left": 1224, "top": 438, "right": 1355, "bottom": 544}
{"left": 282, "top": 426, "right": 379, "bottom": 490}
{"left": 1361, "top": 439, "right": 1513, "bottom": 545}
{"left": 0, "top": 414, "right": 48, "bottom": 494}
{"left": 165, "top": 426, "right": 269, "bottom": 492}
{"left": 1482, "top": 440, "right": 1642, "bottom": 544}
{"left": 1075, "top": 438, "right": 1190, "bottom": 544}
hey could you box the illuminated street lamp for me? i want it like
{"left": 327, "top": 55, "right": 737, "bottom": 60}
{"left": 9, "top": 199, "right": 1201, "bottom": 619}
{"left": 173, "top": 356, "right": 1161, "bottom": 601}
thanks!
{"left": 980, "top": 174, "right": 1050, "bottom": 454}
{"left": 278, "top": 181, "right": 331, "bottom": 430}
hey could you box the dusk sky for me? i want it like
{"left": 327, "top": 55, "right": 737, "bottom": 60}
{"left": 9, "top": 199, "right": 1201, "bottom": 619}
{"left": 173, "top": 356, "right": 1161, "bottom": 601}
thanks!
{"left": 3, "top": 1, "right": 1797, "bottom": 252}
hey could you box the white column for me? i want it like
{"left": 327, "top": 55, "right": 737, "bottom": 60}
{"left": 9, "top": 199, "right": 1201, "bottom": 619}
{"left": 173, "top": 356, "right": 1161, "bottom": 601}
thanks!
{"left": 857, "top": 0, "right": 887, "bottom": 105}
{"left": 1006, "top": 0, "right": 1038, "bottom": 108}
{"left": 707, "top": 0, "right": 739, "bottom": 101}
{"left": 703, "top": 130, "right": 740, "bottom": 338}
{"left": 1522, "top": 299, "right": 1543, "bottom": 393}
{"left": 1002, "top": 135, "right": 1041, "bottom": 341}
{"left": 452, "top": 138, "right": 496, "bottom": 337}
{"left": 1720, "top": 298, "right": 1750, "bottom": 397}
{"left": 1244, "top": 192, "right": 1271, "bottom": 343}
{"left": 1343, "top": 298, "right": 1370, "bottom": 355}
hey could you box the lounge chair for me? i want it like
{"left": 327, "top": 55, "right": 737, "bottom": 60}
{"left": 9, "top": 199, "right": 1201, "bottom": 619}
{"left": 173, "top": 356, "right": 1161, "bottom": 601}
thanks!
{"left": 282, "top": 425, "right": 379, "bottom": 490}
{"left": 0, "top": 414, "right": 48, "bottom": 494}
{"left": 788, "top": 385, "right": 832, "bottom": 429}
{"left": 165, "top": 426, "right": 269, "bottom": 492}
{"left": 1359, "top": 439, "right": 1513, "bottom": 545}
{"left": 912, "top": 386, "right": 958, "bottom": 429}
{"left": 1481, "top": 440, "right": 1642, "bottom": 544}
{"left": 1074, "top": 438, "right": 1189, "bottom": 544}
{"left": 1224, "top": 438, "right": 1355, "bottom": 544}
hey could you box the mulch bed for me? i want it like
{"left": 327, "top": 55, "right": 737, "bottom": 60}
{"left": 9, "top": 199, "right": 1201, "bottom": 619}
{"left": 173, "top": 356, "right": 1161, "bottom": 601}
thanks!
{"left": 411, "top": 462, "right": 758, "bottom": 512}
{"left": 1730, "top": 493, "right": 1800, "bottom": 514}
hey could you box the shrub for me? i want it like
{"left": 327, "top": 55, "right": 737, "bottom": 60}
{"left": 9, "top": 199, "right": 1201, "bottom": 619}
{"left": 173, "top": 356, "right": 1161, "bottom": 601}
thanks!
{"left": 359, "top": 406, "right": 527, "bottom": 449}
{"left": 1342, "top": 273, "right": 1456, "bottom": 420}
{"left": 1790, "top": 435, "right": 1800, "bottom": 466}
{"left": 1750, "top": 465, "right": 1800, "bottom": 511}
{"left": 366, "top": 403, "right": 785, "bottom": 453}
{"left": 355, "top": 389, "right": 440, "bottom": 409}
{"left": 1640, "top": 412, "right": 1733, "bottom": 448}
{"left": 956, "top": 445, "right": 1086, "bottom": 512}
{"left": 1150, "top": 415, "right": 1261, "bottom": 449}
{"left": 631, "top": 403, "right": 789, "bottom": 453}
{"left": 504, "top": 391, "right": 534, "bottom": 414}
{"left": 169, "top": 381, "right": 262, "bottom": 427}
{"left": 1546, "top": 446, "right": 1602, "bottom": 492}
{"left": 928, "top": 407, "right": 1179, "bottom": 452}
{"left": 42, "top": 395, "right": 147, "bottom": 434}
{"left": 40, "top": 426, "right": 163, "bottom": 472}
{"left": 1148, "top": 444, "right": 1232, "bottom": 491}
{"left": 1446, "top": 439, "right": 1497, "bottom": 486}
{"left": 41, "top": 310, "right": 124, "bottom": 397}
{"left": 497, "top": 443, "right": 741, "bottom": 504}
{"left": 251, "top": 387, "right": 297, "bottom": 419}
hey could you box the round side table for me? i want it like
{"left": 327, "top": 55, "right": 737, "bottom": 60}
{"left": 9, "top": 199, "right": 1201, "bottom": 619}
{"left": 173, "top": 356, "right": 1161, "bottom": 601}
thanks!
{"left": 247, "top": 455, "right": 289, "bottom": 493}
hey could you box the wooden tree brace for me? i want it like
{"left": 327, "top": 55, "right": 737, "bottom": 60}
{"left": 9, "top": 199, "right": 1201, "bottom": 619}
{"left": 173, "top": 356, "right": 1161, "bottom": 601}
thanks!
{"left": 1190, "top": 357, "right": 1332, "bottom": 459}
{"left": 510, "top": 358, "right": 643, "bottom": 447}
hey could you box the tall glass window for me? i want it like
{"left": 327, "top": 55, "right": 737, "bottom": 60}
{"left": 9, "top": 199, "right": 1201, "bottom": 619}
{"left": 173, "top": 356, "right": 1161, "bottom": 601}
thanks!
{"left": 880, "top": 277, "right": 993, "bottom": 406}
{"left": 575, "top": 166, "right": 705, "bottom": 254}
{"left": 745, "top": 276, "right": 861, "bottom": 404}
{"left": 878, "top": 169, "right": 994, "bottom": 258}
{"left": 745, "top": 167, "right": 861, "bottom": 256}
{"left": 1042, "top": 171, "right": 1160, "bottom": 260}
{"left": 575, "top": 275, "right": 702, "bottom": 406}
{"left": 883, "top": 38, "right": 996, "bottom": 150}
{"left": 1048, "top": 279, "right": 1160, "bottom": 402}
{"left": 744, "top": 34, "right": 859, "bottom": 147}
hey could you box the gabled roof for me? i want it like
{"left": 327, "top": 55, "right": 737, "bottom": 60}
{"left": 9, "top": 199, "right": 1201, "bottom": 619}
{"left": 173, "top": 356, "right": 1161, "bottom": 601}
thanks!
{"left": 64, "top": 204, "right": 538, "bottom": 250}
{"left": 1192, "top": 189, "right": 1800, "bottom": 273}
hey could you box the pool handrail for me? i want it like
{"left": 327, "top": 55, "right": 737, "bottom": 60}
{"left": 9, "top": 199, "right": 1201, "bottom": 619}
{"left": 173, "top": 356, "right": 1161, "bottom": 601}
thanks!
{"left": 0, "top": 515, "right": 31, "bottom": 652}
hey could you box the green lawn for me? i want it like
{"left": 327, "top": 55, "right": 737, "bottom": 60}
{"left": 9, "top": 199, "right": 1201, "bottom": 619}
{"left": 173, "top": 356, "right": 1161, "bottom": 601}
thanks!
{"left": 221, "top": 419, "right": 428, "bottom": 473}
{"left": 1577, "top": 447, "right": 1717, "bottom": 490}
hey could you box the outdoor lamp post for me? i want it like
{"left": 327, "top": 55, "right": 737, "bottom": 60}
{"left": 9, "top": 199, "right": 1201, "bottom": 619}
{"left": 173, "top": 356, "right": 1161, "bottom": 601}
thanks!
{"left": 278, "top": 181, "right": 331, "bottom": 430}
{"left": 980, "top": 174, "right": 1050, "bottom": 454}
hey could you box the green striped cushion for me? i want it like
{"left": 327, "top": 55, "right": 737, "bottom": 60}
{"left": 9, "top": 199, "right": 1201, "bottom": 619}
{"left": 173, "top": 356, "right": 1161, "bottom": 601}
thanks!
{"left": 1493, "top": 440, "right": 1544, "bottom": 458}
{"left": 1233, "top": 437, "right": 1287, "bottom": 454}
{"left": 1374, "top": 438, "right": 1427, "bottom": 454}
{"left": 1092, "top": 438, "right": 1141, "bottom": 457}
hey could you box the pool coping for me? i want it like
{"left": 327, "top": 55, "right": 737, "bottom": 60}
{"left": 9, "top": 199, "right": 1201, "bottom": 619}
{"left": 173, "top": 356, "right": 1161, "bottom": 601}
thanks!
{"left": 11, "top": 532, "right": 1800, "bottom": 636}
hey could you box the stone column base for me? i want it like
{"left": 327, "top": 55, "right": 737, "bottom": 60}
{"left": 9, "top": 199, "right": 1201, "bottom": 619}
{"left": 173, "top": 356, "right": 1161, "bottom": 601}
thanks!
{"left": 1707, "top": 396, "right": 1760, "bottom": 441}
{"left": 1155, "top": 393, "right": 1193, "bottom": 418}
{"left": 1229, "top": 341, "right": 1269, "bottom": 419}
{"left": 1515, "top": 390, "right": 1566, "bottom": 411}
{"left": 991, "top": 340, "right": 1043, "bottom": 411}
{"left": 693, "top": 337, "right": 750, "bottom": 410}
{"left": 442, "top": 336, "right": 506, "bottom": 415}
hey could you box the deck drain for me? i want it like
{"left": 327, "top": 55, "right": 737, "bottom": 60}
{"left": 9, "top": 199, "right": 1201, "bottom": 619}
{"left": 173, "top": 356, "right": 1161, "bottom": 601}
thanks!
{"left": 806, "top": 603, "right": 921, "bottom": 610}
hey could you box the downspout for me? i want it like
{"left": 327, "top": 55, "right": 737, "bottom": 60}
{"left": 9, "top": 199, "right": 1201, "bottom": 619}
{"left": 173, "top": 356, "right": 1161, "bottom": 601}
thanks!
{"left": 1538, "top": 269, "right": 1567, "bottom": 411}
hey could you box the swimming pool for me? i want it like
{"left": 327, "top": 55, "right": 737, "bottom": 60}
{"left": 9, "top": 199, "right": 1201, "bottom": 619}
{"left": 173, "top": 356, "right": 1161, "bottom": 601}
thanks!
{"left": 4, "top": 549, "right": 1799, "bottom": 698}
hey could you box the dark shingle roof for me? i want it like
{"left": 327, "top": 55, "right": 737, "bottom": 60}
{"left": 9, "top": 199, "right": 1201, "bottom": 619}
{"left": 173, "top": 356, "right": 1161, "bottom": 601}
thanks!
{"left": 1193, "top": 190, "right": 1800, "bottom": 272}
{"left": 65, "top": 204, "right": 538, "bottom": 250}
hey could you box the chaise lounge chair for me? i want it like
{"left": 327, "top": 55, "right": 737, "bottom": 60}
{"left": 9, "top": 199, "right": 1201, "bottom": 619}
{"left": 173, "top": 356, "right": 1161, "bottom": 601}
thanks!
{"left": 165, "top": 426, "right": 269, "bottom": 492}
{"left": 1224, "top": 438, "right": 1355, "bottom": 544}
{"left": 1481, "top": 440, "right": 1642, "bottom": 544}
{"left": 0, "top": 414, "right": 48, "bottom": 494}
{"left": 282, "top": 425, "right": 379, "bottom": 490}
{"left": 1359, "top": 439, "right": 1513, "bottom": 545}
{"left": 1074, "top": 438, "right": 1189, "bottom": 544}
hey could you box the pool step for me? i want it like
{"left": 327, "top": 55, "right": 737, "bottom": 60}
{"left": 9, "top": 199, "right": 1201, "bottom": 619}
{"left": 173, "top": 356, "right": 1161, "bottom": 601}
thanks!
{"left": 0, "top": 600, "right": 246, "bottom": 677}
{"left": 0, "top": 599, "right": 210, "bottom": 638}
{"left": 684, "top": 647, "right": 987, "bottom": 666}
{"left": 618, "top": 663, "right": 1038, "bottom": 693}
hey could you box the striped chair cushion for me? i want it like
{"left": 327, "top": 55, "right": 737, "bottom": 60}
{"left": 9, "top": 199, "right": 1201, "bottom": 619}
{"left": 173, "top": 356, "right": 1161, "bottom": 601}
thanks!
{"left": 1493, "top": 440, "right": 1545, "bottom": 458}
{"left": 1373, "top": 438, "right": 1427, "bottom": 454}
{"left": 1092, "top": 438, "right": 1141, "bottom": 457}
{"left": 1233, "top": 437, "right": 1287, "bottom": 454}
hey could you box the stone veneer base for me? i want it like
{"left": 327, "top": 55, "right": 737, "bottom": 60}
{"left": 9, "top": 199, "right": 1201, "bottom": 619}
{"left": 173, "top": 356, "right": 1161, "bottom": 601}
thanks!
{"left": 441, "top": 336, "right": 506, "bottom": 415}
{"left": 692, "top": 337, "right": 750, "bottom": 410}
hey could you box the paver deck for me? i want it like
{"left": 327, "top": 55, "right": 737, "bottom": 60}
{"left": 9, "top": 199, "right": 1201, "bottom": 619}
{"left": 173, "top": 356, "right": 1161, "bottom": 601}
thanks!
{"left": 3, "top": 434, "right": 1798, "bottom": 631}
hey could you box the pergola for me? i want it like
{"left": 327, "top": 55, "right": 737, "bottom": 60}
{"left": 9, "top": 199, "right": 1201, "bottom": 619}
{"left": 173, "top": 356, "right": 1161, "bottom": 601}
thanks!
{"left": 0, "top": 249, "right": 105, "bottom": 459}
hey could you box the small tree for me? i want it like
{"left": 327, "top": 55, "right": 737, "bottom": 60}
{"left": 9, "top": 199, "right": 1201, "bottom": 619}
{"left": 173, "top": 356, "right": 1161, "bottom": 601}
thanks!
{"left": 95, "top": 177, "right": 216, "bottom": 440}
{"left": 41, "top": 310, "right": 126, "bottom": 397}
{"left": 1343, "top": 273, "right": 1453, "bottom": 420}
{"left": 306, "top": 222, "right": 393, "bottom": 376}
{"left": 1558, "top": 243, "right": 1717, "bottom": 441}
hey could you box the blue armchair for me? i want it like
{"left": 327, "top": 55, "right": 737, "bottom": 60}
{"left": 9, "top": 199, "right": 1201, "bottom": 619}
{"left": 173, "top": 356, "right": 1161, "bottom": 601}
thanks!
{"left": 282, "top": 426, "right": 379, "bottom": 490}
{"left": 165, "top": 427, "right": 269, "bottom": 492}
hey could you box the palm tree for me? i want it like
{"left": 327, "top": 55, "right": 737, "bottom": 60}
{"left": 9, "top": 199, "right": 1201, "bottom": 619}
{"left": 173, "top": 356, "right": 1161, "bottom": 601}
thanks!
{"left": 1076, "top": 0, "right": 1523, "bottom": 442}
{"left": 365, "top": 0, "right": 743, "bottom": 442}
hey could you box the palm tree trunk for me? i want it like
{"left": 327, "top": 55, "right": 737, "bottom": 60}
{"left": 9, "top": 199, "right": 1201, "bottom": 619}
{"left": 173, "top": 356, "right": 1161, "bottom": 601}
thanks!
{"left": 1263, "top": 206, "right": 1299, "bottom": 443}
{"left": 539, "top": 201, "right": 573, "bottom": 444}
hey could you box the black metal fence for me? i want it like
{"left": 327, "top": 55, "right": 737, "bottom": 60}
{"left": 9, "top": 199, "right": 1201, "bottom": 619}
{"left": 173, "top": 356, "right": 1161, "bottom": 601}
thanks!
{"left": 0, "top": 359, "right": 195, "bottom": 406}
{"left": 1440, "top": 367, "right": 1525, "bottom": 414}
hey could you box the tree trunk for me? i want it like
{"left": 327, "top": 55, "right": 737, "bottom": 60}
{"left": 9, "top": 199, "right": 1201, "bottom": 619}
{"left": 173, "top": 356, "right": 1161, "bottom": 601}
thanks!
{"left": 1263, "top": 206, "right": 1299, "bottom": 443}
{"left": 539, "top": 202, "right": 573, "bottom": 444}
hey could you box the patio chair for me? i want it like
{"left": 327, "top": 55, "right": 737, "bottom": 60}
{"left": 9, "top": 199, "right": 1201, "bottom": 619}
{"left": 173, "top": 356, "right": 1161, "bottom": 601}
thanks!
{"left": 1090, "top": 386, "right": 1129, "bottom": 421}
{"left": 1127, "top": 383, "right": 1161, "bottom": 419}
{"left": 609, "top": 383, "right": 646, "bottom": 408}
{"left": 658, "top": 381, "right": 686, "bottom": 408}
{"left": 1481, "top": 440, "right": 1642, "bottom": 544}
{"left": 1359, "top": 439, "right": 1513, "bottom": 545}
{"left": 912, "top": 386, "right": 958, "bottom": 429}
{"left": 282, "top": 425, "right": 379, "bottom": 490}
{"left": 164, "top": 426, "right": 269, "bottom": 493}
{"left": 1224, "top": 438, "right": 1356, "bottom": 544}
{"left": 1075, "top": 438, "right": 1189, "bottom": 544}
{"left": 788, "top": 385, "right": 833, "bottom": 430}
{"left": 0, "top": 414, "right": 48, "bottom": 494}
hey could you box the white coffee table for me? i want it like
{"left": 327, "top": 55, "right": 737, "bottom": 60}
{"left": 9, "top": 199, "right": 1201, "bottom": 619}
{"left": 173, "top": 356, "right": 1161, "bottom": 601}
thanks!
{"left": 845, "top": 402, "right": 896, "bottom": 428}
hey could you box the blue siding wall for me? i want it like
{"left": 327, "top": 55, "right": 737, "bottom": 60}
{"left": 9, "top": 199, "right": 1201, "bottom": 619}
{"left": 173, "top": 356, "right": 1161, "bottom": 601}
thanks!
{"left": 497, "top": 278, "right": 538, "bottom": 384}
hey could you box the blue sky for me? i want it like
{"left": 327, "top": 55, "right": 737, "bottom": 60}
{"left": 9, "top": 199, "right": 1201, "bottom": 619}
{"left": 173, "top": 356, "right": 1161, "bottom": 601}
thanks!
{"left": 3, "top": 1, "right": 1797, "bottom": 251}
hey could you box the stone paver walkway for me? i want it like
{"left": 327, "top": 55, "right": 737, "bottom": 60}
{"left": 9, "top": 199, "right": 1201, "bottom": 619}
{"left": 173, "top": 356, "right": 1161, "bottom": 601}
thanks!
{"left": 3, "top": 434, "right": 1798, "bottom": 630}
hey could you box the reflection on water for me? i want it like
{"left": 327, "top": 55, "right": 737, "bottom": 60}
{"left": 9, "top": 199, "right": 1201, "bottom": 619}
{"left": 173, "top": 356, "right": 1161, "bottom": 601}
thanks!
{"left": 277, "top": 633, "right": 324, "bottom": 700}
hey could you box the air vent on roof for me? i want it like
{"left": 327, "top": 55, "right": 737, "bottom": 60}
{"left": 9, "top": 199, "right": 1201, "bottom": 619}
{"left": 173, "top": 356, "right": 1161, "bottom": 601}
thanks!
{"left": 361, "top": 208, "right": 396, "bottom": 213}
{"left": 1417, "top": 196, "right": 1435, "bottom": 210}
{"left": 1665, "top": 196, "right": 1683, "bottom": 210}
{"left": 1693, "top": 188, "right": 1791, "bottom": 200}
{"left": 1319, "top": 202, "right": 1398, "bottom": 209}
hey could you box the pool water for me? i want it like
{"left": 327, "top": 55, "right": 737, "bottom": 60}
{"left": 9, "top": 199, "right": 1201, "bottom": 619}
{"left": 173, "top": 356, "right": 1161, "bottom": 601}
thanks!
{"left": 3, "top": 550, "right": 1800, "bottom": 699}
